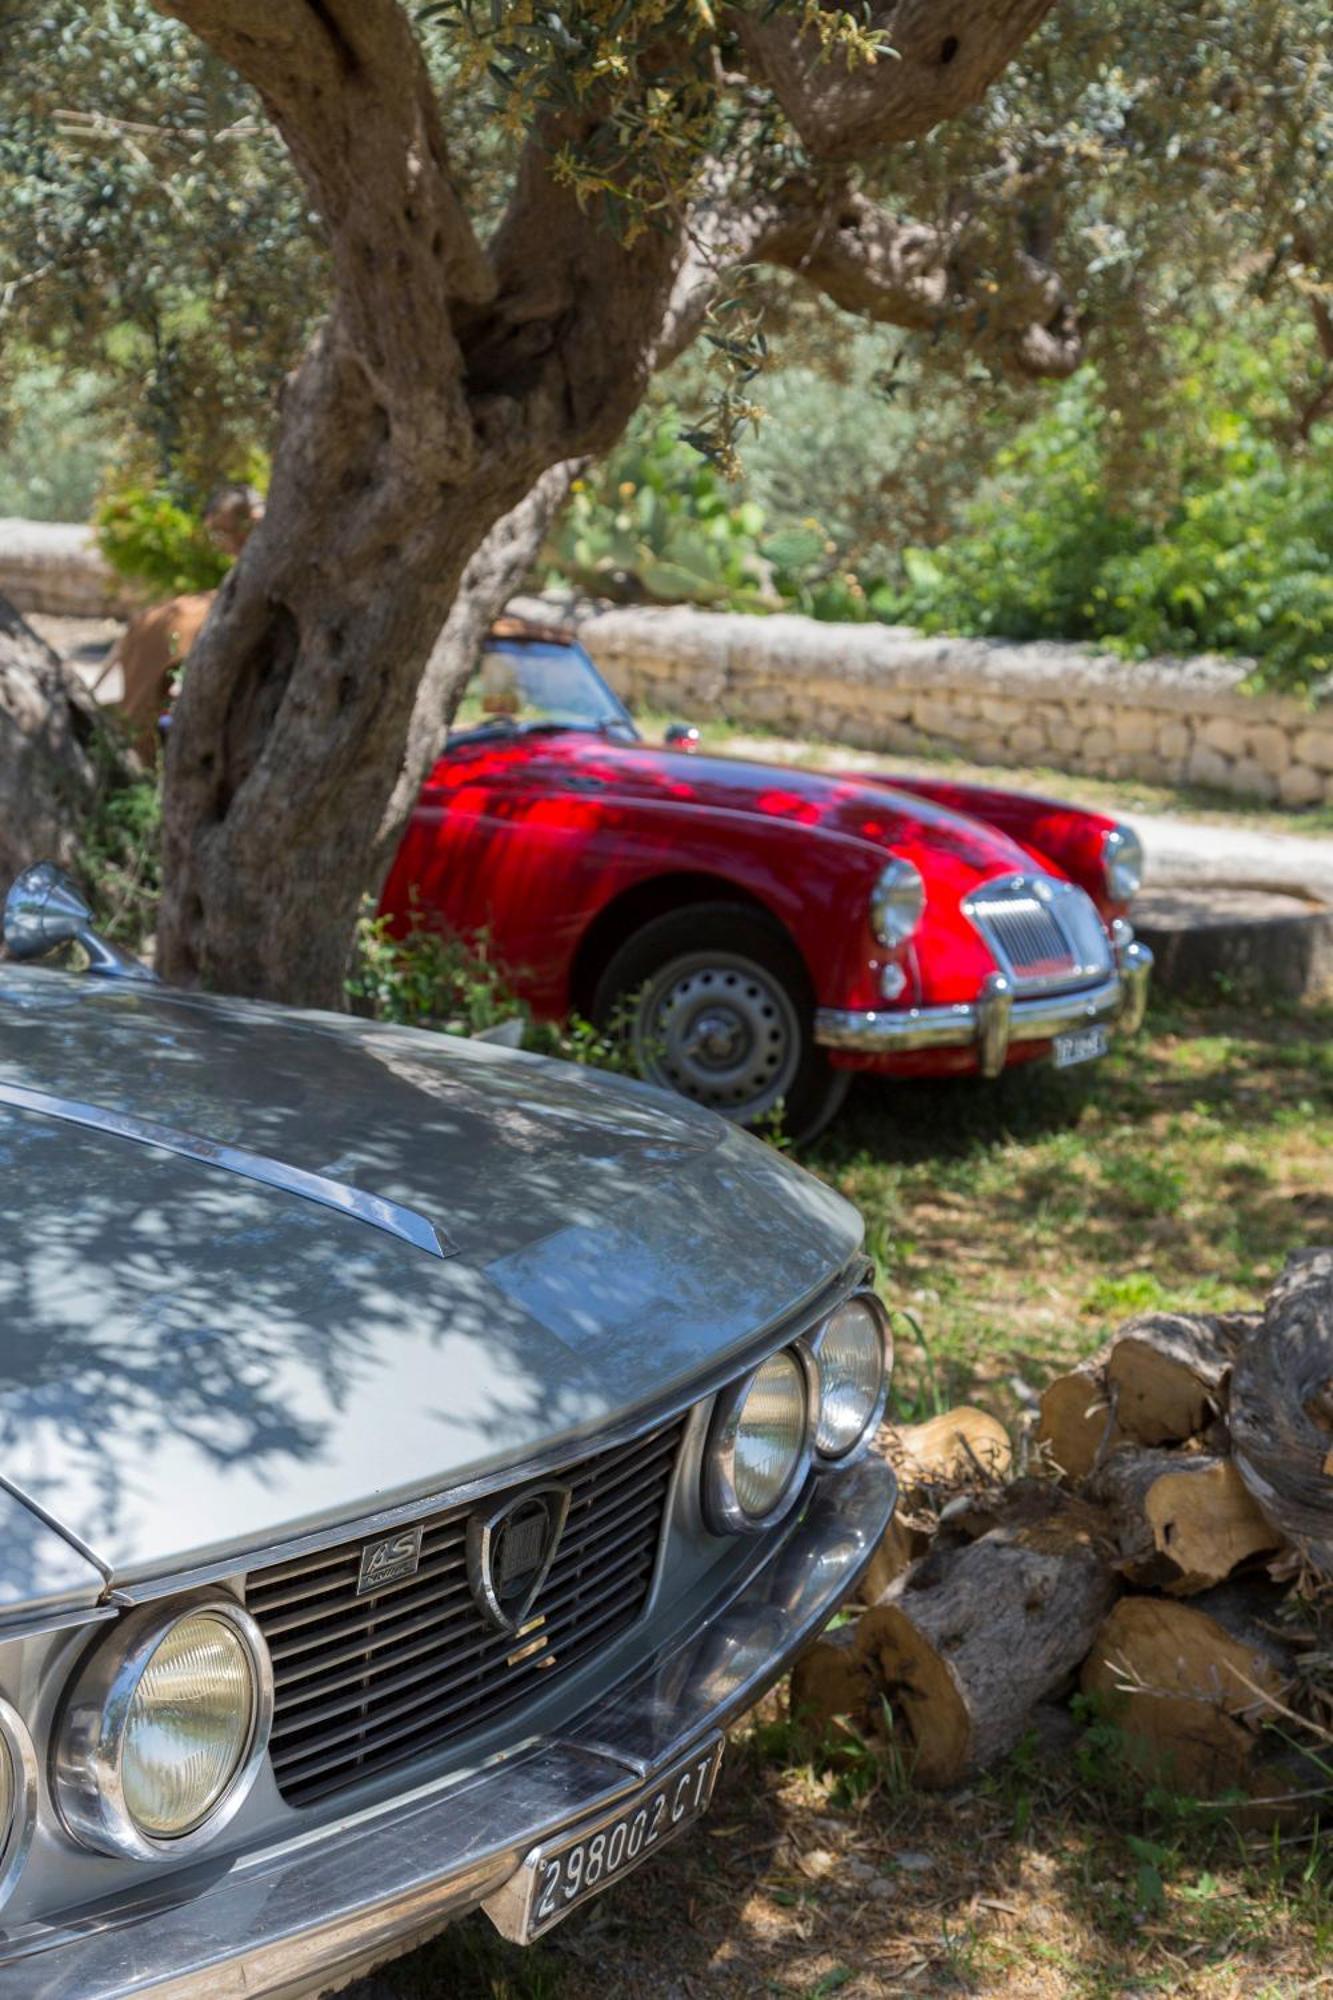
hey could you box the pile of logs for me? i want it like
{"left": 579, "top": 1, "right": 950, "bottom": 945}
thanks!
{"left": 792, "top": 1250, "right": 1333, "bottom": 1816}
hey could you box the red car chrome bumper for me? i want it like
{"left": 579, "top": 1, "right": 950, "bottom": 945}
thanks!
{"left": 815, "top": 941, "right": 1153, "bottom": 1079}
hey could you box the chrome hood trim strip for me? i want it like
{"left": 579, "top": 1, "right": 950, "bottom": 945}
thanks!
{"left": 0, "top": 1081, "right": 452, "bottom": 1260}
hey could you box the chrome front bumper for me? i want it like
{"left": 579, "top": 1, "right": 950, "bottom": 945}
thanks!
{"left": 1, "top": 1460, "right": 896, "bottom": 2000}
{"left": 815, "top": 940, "right": 1154, "bottom": 1078}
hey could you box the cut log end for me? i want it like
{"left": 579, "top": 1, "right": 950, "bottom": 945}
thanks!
{"left": 855, "top": 1600, "right": 970, "bottom": 1786}
{"left": 1038, "top": 1365, "right": 1120, "bottom": 1481}
{"left": 1147, "top": 1457, "right": 1282, "bottom": 1595}
{"left": 1080, "top": 1586, "right": 1316, "bottom": 1811}
{"left": 1090, "top": 1447, "right": 1280, "bottom": 1595}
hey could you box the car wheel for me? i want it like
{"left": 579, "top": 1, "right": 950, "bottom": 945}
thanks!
{"left": 592, "top": 904, "right": 850, "bottom": 1143}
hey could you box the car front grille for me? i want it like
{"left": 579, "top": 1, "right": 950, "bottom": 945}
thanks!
{"left": 247, "top": 1416, "right": 686, "bottom": 1808}
{"left": 965, "top": 875, "right": 1112, "bottom": 993}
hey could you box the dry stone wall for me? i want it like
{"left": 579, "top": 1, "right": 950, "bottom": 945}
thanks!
{"left": 565, "top": 603, "right": 1333, "bottom": 809}
{"left": 0, "top": 519, "right": 143, "bottom": 619}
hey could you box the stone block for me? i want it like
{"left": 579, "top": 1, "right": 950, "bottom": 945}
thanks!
{"left": 1292, "top": 728, "right": 1333, "bottom": 775}
{"left": 1227, "top": 758, "right": 1280, "bottom": 803}
{"left": 1005, "top": 723, "right": 1047, "bottom": 760}
{"left": 1080, "top": 727, "right": 1117, "bottom": 768}
{"left": 1186, "top": 742, "right": 1234, "bottom": 788}
{"left": 1278, "top": 762, "right": 1324, "bottom": 807}
{"left": 1157, "top": 720, "right": 1191, "bottom": 762}
{"left": 1247, "top": 724, "right": 1291, "bottom": 777}
{"left": 1198, "top": 714, "right": 1247, "bottom": 758}
{"left": 1112, "top": 710, "right": 1158, "bottom": 755}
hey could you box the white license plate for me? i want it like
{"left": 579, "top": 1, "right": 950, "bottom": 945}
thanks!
{"left": 483, "top": 1737, "right": 724, "bottom": 1943}
{"left": 1052, "top": 1025, "right": 1110, "bottom": 1069}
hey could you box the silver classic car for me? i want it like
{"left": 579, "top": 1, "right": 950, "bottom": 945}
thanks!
{"left": 0, "top": 864, "right": 896, "bottom": 1996}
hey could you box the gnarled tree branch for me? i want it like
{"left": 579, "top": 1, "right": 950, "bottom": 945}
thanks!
{"left": 729, "top": 0, "right": 1057, "bottom": 162}
{"left": 755, "top": 184, "right": 1081, "bottom": 377}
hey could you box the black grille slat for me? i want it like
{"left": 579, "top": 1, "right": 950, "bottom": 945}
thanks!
{"left": 275, "top": 1594, "right": 645, "bottom": 1808}
{"left": 268, "top": 1578, "right": 654, "bottom": 1784}
{"left": 271, "top": 1535, "right": 657, "bottom": 1719}
{"left": 249, "top": 1418, "right": 685, "bottom": 1806}
{"left": 268, "top": 1550, "right": 658, "bottom": 1760}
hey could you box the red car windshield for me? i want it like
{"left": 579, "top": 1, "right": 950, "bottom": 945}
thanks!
{"left": 449, "top": 640, "right": 636, "bottom": 745}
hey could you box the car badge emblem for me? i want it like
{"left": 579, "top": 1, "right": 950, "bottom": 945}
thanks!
{"left": 356, "top": 1523, "right": 424, "bottom": 1596}
{"left": 467, "top": 1483, "right": 570, "bottom": 1634}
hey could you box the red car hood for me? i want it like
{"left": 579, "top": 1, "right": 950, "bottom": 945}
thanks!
{"left": 534, "top": 738, "right": 1036, "bottom": 879}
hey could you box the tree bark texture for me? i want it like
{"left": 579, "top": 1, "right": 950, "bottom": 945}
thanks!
{"left": 0, "top": 594, "right": 126, "bottom": 884}
{"left": 1230, "top": 1250, "right": 1333, "bottom": 1576}
{"left": 147, "top": 0, "right": 1071, "bottom": 1003}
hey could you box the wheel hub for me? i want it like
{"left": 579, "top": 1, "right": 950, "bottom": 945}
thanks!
{"left": 635, "top": 955, "right": 801, "bottom": 1119}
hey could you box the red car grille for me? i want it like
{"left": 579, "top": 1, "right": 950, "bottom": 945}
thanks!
{"left": 247, "top": 1417, "right": 685, "bottom": 1808}
{"left": 966, "top": 878, "right": 1111, "bottom": 991}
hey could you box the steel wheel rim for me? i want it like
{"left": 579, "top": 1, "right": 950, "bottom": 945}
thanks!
{"left": 633, "top": 949, "right": 802, "bottom": 1120}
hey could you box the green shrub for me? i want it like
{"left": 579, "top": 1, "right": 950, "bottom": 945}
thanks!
{"left": 81, "top": 769, "right": 163, "bottom": 950}
{"left": 885, "top": 371, "right": 1333, "bottom": 695}
{"left": 95, "top": 484, "right": 232, "bottom": 597}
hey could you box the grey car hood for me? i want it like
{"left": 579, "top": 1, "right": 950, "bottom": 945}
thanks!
{"left": 0, "top": 968, "right": 861, "bottom": 1591}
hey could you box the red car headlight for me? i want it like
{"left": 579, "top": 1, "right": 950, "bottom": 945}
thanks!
{"left": 1101, "top": 826, "right": 1144, "bottom": 902}
{"left": 870, "top": 859, "right": 925, "bottom": 948}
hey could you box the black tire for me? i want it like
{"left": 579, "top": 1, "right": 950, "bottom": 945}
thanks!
{"left": 591, "top": 902, "right": 850, "bottom": 1143}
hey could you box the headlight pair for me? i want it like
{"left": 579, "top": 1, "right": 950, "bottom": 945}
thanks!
{"left": 703, "top": 1293, "right": 892, "bottom": 1535}
{"left": 54, "top": 1599, "right": 272, "bottom": 1860}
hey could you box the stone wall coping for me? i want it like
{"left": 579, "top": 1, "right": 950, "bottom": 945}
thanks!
{"left": 553, "top": 600, "right": 1320, "bottom": 725}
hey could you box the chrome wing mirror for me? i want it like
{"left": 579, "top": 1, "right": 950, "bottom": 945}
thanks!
{"left": 3, "top": 863, "right": 157, "bottom": 982}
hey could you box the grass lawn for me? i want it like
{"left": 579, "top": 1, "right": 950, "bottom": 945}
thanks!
{"left": 366, "top": 998, "right": 1333, "bottom": 1999}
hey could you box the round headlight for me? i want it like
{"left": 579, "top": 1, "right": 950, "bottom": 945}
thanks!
{"left": 810, "top": 1295, "right": 891, "bottom": 1461}
{"left": 705, "top": 1347, "right": 815, "bottom": 1534}
{"left": 55, "top": 1598, "right": 273, "bottom": 1860}
{"left": 1102, "top": 826, "right": 1144, "bottom": 902}
{"left": 0, "top": 1698, "right": 36, "bottom": 1907}
{"left": 871, "top": 858, "right": 925, "bottom": 948}
{"left": 123, "top": 1613, "right": 256, "bottom": 1837}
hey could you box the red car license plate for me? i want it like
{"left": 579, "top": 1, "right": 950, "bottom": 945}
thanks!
{"left": 484, "top": 1737, "right": 724, "bottom": 1943}
{"left": 1052, "top": 1025, "right": 1110, "bottom": 1069}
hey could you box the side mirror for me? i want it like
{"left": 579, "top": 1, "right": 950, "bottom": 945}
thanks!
{"left": 664, "top": 722, "right": 700, "bottom": 752}
{"left": 3, "top": 863, "right": 157, "bottom": 982}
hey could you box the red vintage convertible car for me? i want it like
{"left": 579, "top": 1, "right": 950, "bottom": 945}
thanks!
{"left": 381, "top": 623, "right": 1153, "bottom": 1138}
